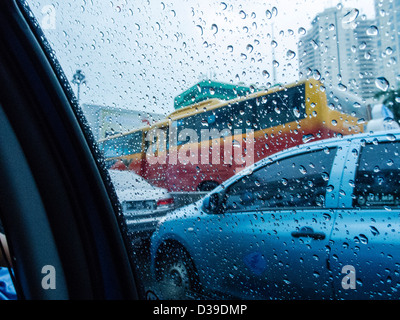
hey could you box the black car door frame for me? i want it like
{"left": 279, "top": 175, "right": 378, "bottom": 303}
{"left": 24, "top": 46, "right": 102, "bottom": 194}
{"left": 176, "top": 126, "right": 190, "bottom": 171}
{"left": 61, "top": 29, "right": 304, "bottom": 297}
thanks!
{"left": 0, "top": 0, "right": 139, "bottom": 299}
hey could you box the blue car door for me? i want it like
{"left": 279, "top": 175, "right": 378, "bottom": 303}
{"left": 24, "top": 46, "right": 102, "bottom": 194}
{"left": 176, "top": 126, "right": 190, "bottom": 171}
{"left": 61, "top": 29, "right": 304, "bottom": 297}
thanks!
{"left": 329, "top": 136, "right": 400, "bottom": 299}
{"left": 214, "top": 145, "right": 342, "bottom": 299}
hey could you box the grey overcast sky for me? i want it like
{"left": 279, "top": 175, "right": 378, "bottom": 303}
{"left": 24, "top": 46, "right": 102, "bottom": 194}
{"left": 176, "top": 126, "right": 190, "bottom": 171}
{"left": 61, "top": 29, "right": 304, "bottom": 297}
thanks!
{"left": 28, "top": 0, "right": 375, "bottom": 115}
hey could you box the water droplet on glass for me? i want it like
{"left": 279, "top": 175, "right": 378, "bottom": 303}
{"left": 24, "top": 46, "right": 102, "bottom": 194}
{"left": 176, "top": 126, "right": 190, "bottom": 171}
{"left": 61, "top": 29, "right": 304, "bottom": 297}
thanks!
{"left": 311, "top": 40, "right": 319, "bottom": 49}
{"left": 232, "top": 140, "right": 241, "bottom": 148}
{"left": 359, "top": 234, "right": 368, "bottom": 244}
{"left": 286, "top": 50, "right": 296, "bottom": 60}
{"left": 386, "top": 133, "right": 396, "bottom": 141}
{"left": 227, "top": 45, "right": 233, "bottom": 52}
{"left": 246, "top": 44, "right": 254, "bottom": 53}
{"left": 370, "top": 226, "right": 380, "bottom": 236}
{"left": 366, "top": 25, "right": 379, "bottom": 36}
{"left": 262, "top": 70, "right": 270, "bottom": 78}
{"left": 321, "top": 172, "right": 330, "bottom": 181}
{"left": 342, "top": 8, "right": 359, "bottom": 24}
{"left": 211, "top": 24, "right": 218, "bottom": 35}
{"left": 239, "top": 10, "right": 247, "bottom": 19}
{"left": 338, "top": 83, "right": 347, "bottom": 91}
{"left": 375, "top": 77, "right": 389, "bottom": 91}
{"left": 196, "top": 25, "right": 203, "bottom": 36}
{"left": 265, "top": 10, "right": 272, "bottom": 19}
{"left": 313, "top": 70, "right": 321, "bottom": 80}
{"left": 299, "top": 166, "right": 307, "bottom": 174}
{"left": 359, "top": 41, "right": 367, "bottom": 50}
{"left": 302, "top": 134, "right": 315, "bottom": 143}
{"left": 298, "top": 27, "right": 306, "bottom": 35}
{"left": 323, "top": 213, "right": 331, "bottom": 221}
{"left": 326, "top": 185, "right": 334, "bottom": 192}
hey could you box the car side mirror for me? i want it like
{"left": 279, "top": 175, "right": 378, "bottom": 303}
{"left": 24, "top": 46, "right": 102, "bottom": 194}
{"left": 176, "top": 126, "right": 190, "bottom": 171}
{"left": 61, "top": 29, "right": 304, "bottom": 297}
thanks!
{"left": 202, "top": 193, "right": 224, "bottom": 214}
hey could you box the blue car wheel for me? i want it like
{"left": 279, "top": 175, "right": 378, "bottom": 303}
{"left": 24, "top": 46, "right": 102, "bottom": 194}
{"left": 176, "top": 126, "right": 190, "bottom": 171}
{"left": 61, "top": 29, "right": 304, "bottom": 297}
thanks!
{"left": 155, "top": 244, "right": 201, "bottom": 299}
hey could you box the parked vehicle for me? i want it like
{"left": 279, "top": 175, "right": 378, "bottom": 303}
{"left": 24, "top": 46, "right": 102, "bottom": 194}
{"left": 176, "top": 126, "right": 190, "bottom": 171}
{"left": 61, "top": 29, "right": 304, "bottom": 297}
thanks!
{"left": 108, "top": 169, "right": 174, "bottom": 237}
{"left": 151, "top": 130, "right": 400, "bottom": 300}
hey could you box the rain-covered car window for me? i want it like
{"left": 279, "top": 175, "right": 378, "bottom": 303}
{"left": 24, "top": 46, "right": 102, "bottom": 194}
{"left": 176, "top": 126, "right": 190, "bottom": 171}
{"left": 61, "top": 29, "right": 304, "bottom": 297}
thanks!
{"left": 353, "top": 142, "right": 400, "bottom": 207}
{"left": 24, "top": 0, "right": 400, "bottom": 301}
{"left": 225, "top": 148, "right": 337, "bottom": 211}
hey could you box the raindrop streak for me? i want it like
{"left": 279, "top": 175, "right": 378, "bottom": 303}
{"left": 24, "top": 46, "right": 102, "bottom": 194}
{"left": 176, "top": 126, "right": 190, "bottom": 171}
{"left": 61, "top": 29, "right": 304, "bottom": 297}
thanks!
{"left": 375, "top": 77, "right": 389, "bottom": 91}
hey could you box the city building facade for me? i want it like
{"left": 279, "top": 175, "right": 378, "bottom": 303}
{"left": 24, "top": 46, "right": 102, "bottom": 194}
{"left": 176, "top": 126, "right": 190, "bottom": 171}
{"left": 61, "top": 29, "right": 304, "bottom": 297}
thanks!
{"left": 298, "top": 6, "right": 380, "bottom": 100}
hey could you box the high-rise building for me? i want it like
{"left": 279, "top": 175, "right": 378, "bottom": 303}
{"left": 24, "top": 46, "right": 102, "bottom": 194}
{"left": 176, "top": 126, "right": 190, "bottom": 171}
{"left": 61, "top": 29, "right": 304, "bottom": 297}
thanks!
{"left": 375, "top": 0, "right": 400, "bottom": 90}
{"left": 298, "top": 7, "right": 380, "bottom": 100}
{"left": 352, "top": 19, "right": 381, "bottom": 98}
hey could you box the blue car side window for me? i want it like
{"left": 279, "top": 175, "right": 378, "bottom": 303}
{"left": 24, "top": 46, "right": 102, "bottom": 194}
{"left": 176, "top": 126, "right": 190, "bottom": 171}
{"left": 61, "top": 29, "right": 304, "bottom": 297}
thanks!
{"left": 225, "top": 148, "right": 337, "bottom": 212}
{"left": 354, "top": 142, "right": 400, "bottom": 208}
